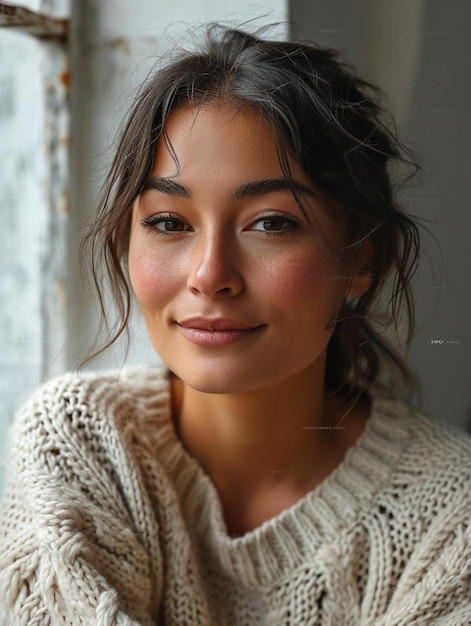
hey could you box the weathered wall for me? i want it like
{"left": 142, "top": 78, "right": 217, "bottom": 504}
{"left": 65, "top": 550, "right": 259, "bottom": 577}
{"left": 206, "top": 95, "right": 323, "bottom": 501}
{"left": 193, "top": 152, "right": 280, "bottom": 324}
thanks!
{"left": 0, "top": 30, "right": 46, "bottom": 492}
{"left": 0, "top": 0, "right": 69, "bottom": 498}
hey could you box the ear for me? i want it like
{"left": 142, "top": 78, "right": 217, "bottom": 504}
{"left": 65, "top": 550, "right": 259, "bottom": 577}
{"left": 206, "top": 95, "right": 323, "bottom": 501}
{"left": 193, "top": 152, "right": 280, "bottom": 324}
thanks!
{"left": 345, "top": 240, "right": 373, "bottom": 298}
{"left": 347, "top": 270, "right": 373, "bottom": 298}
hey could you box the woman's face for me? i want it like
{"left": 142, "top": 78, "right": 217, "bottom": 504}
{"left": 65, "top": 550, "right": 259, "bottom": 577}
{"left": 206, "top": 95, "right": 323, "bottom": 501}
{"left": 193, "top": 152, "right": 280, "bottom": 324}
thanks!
{"left": 128, "top": 104, "right": 365, "bottom": 394}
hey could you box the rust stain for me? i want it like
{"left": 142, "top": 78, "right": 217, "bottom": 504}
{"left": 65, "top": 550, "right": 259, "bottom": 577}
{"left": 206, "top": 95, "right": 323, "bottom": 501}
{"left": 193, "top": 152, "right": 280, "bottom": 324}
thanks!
{"left": 59, "top": 70, "right": 70, "bottom": 91}
{"left": 57, "top": 194, "right": 68, "bottom": 216}
{"left": 109, "top": 37, "right": 132, "bottom": 56}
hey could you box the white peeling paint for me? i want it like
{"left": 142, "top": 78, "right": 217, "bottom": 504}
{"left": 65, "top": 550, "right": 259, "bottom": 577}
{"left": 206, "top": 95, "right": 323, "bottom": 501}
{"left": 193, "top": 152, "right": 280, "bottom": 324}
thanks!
{"left": 0, "top": 0, "right": 70, "bottom": 500}
{"left": 0, "top": 30, "right": 47, "bottom": 490}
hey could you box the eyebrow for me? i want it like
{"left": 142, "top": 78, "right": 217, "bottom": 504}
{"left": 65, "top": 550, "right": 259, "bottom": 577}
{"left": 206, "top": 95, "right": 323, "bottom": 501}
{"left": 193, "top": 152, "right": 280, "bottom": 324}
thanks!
{"left": 141, "top": 176, "right": 318, "bottom": 202}
{"left": 142, "top": 177, "right": 191, "bottom": 198}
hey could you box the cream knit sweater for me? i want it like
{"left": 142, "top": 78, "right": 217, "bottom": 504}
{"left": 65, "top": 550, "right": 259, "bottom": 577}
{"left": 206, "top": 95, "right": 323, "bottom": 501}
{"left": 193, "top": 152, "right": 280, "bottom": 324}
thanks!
{"left": 0, "top": 367, "right": 470, "bottom": 625}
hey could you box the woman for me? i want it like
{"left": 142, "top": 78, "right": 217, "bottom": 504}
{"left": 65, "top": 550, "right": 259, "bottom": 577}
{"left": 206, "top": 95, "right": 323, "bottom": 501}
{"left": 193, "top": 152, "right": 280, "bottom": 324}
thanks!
{"left": 0, "top": 25, "right": 470, "bottom": 625}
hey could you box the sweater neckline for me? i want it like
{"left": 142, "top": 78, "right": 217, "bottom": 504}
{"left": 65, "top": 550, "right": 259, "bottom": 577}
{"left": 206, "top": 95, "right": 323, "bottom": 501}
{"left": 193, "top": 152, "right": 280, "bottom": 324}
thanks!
{"left": 137, "top": 369, "right": 413, "bottom": 587}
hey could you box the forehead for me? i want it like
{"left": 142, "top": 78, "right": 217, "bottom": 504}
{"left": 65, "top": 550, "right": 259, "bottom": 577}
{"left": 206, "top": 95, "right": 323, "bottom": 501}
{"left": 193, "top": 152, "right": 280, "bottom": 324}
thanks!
{"left": 152, "top": 103, "right": 300, "bottom": 180}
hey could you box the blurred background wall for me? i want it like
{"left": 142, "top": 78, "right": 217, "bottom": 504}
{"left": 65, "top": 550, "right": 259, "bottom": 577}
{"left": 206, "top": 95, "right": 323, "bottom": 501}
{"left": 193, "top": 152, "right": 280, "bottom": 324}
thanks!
{"left": 1, "top": 0, "right": 470, "bottom": 500}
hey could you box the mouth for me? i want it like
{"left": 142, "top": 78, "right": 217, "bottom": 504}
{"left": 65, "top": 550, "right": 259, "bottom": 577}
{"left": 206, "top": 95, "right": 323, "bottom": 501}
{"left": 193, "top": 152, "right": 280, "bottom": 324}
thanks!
{"left": 176, "top": 318, "right": 265, "bottom": 346}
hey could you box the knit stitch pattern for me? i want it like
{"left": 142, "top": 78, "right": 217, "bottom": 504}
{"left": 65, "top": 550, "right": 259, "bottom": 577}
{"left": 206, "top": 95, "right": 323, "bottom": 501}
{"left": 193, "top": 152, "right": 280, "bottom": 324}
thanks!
{"left": 0, "top": 367, "right": 470, "bottom": 625}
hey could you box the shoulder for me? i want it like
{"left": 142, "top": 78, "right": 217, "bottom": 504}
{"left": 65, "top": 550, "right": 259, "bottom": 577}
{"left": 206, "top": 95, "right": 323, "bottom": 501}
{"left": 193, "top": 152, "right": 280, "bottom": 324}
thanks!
{"left": 370, "top": 390, "right": 471, "bottom": 470}
{"left": 15, "top": 365, "right": 170, "bottom": 423}
{"left": 398, "top": 405, "right": 471, "bottom": 478}
{"left": 405, "top": 410, "right": 471, "bottom": 511}
{"left": 8, "top": 365, "right": 171, "bottom": 472}
{"left": 370, "top": 393, "right": 471, "bottom": 522}
{"left": 25, "top": 364, "right": 169, "bottom": 402}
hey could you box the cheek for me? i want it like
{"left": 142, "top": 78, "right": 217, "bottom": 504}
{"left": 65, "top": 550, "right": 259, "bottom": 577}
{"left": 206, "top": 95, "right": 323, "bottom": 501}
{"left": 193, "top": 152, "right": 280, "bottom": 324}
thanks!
{"left": 262, "top": 248, "right": 342, "bottom": 305}
{"left": 128, "top": 242, "right": 180, "bottom": 309}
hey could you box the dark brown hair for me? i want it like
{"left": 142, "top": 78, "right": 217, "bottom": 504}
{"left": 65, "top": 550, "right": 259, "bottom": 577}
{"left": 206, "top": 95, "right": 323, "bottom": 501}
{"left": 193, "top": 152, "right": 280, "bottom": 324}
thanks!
{"left": 81, "top": 24, "right": 422, "bottom": 398}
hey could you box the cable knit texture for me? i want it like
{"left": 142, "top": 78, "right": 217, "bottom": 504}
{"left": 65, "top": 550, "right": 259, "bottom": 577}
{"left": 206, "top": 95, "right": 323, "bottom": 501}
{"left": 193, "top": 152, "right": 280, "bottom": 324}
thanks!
{"left": 0, "top": 367, "right": 470, "bottom": 625}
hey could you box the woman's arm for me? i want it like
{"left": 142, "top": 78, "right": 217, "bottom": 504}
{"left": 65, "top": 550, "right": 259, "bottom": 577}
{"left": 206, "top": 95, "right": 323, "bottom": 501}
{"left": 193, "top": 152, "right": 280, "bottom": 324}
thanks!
{"left": 0, "top": 374, "right": 158, "bottom": 626}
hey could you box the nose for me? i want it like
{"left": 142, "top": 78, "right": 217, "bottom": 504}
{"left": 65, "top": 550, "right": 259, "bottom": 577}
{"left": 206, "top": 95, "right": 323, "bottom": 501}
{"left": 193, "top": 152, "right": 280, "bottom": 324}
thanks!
{"left": 186, "top": 229, "right": 244, "bottom": 298}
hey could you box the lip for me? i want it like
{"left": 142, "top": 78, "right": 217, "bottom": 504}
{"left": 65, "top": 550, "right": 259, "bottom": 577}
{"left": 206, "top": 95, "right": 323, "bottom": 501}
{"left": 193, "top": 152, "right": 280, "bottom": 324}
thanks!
{"left": 176, "top": 317, "right": 265, "bottom": 346}
{"left": 178, "top": 317, "right": 261, "bottom": 331}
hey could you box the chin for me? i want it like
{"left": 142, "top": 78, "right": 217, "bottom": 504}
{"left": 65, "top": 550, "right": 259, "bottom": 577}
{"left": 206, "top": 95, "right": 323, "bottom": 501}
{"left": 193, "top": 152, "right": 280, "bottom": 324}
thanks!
{"left": 165, "top": 361, "right": 262, "bottom": 395}
{"left": 179, "top": 372, "right": 250, "bottom": 395}
{"left": 188, "top": 382, "right": 235, "bottom": 395}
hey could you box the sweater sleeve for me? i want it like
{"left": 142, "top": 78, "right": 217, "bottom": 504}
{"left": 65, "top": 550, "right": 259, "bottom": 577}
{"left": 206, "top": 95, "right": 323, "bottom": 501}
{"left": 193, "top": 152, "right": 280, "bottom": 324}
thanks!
{"left": 0, "top": 374, "right": 158, "bottom": 626}
{"left": 373, "top": 489, "right": 471, "bottom": 625}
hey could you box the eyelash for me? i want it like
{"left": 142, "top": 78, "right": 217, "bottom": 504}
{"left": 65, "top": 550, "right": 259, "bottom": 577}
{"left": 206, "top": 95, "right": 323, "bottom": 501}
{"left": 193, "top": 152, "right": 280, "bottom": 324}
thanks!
{"left": 250, "top": 215, "right": 299, "bottom": 235}
{"left": 139, "top": 212, "right": 300, "bottom": 237}
{"left": 140, "top": 213, "right": 191, "bottom": 235}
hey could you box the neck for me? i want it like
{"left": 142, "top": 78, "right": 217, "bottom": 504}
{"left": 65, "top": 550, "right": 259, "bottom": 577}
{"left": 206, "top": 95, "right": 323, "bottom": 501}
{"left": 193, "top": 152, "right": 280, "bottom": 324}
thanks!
{"left": 170, "top": 358, "right": 358, "bottom": 501}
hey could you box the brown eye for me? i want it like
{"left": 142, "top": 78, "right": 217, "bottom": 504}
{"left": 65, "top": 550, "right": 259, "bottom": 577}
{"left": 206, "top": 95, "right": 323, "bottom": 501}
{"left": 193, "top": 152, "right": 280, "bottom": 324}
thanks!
{"left": 158, "top": 219, "right": 187, "bottom": 232}
{"left": 251, "top": 216, "right": 298, "bottom": 233}
{"left": 140, "top": 214, "right": 193, "bottom": 234}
